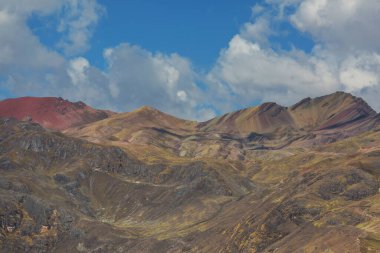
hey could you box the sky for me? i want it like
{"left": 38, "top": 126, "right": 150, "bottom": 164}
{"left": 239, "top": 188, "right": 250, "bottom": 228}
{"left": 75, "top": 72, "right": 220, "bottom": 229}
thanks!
{"left": 0, "top": 0, "right": 380, "bottom": 120}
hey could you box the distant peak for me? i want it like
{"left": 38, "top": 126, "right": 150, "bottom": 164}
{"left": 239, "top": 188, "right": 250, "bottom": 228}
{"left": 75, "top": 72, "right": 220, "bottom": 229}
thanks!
{"left": 290, "top": 91, "right": 375, "bottom": 113}
{"left": 256, "top": 102, "right": 286, "bottom": 116}
{"left": 133, "top": 106, "right": 163, "bottom": 115}
{"left": 318, "top": 91, "right": 357, "bottom": 101}
{"left": 0, "top": 96, "right": 114, "bottom": 130}
{"left": 1, "top": 96, "right": 83, "bottom": 105}
{"left": 73, "top": 101, "right": 87, "bottom": 108}
{"left": 290, "top": 97, "right": 311, "bottom": 110}
{"left": 138, "top": 105, "right": 158, "bottom": 111}
{"left": 333, "top": 91, "right": 350, "bottom": 96}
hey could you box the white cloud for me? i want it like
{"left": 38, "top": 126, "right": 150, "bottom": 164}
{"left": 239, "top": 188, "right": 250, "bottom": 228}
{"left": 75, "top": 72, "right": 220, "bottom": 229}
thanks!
{"left": 57, "top": 0, "right": 105, "bottom": 55}
{"left": 240, "top": 17, "right": 273, "bottom": 47}
{"left": 0, "top": 0, "right": 111, "bottom": 109}
{"left": 252, "top": 4, "right": 265, "bottom": 15}
{"left": 0, "top": 0, "right": 62, "bottom": 15}
{"left": 339, "top": 53, "right": 380, "bottom": 92}
{"left": 0, "top": 0, "right": 213, "bottom": 120}
{"left": 1, "top": 0, "right": 380, "bottom": 120}
{"left": 177, "top": 90, "right": 188, "bottom": 102}
{"left": 67, "top": 57, "right": 90, "bottom": 85}
{"left": 103, "top": 43, "right": 211, "bottom": 120}
{"left": 208, "top": 35, "right": 339, "bottom": 108}
{"left": 207, "top": 0, "right": 380, "bottom": 112}
{"left": 290, "top": 0, "right": 380, "bottom": 53}
{"left": 0, "top": 6, "right": 67, "bottom": 96}
{"left": 0, "top": 0, "right": 103, "bottom": 74}
{"left": 0, "top": 0, "right": 103, "bottom": 56}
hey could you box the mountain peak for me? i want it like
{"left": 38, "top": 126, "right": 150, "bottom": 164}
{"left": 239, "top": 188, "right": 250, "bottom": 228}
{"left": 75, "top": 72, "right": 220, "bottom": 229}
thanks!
{"left": 199, "top": 101, "right": 291, "bottom": 135}
{"left": 315, "top": 91, "right": 373, "bottom": 109}
{"left": 200, "top": 92, "right": 377, "bottom": 135}
{"left": 135, "top": 105, "right": 161, "bottom": 114}
{"left": 0, "top": 97, "right": 115, "bottom": 130}
{"left": 290, "top": 92, "right": 375, "bottom": 127}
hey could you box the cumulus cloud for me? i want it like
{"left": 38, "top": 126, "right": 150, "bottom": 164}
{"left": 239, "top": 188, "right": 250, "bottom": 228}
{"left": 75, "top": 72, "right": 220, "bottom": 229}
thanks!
{"left": 67, "top": 57, "right": 90, "bottom": 85}
{"left": 0, "top": 0, "right": 103, "bottom": 83}
{"left": 207, "top": 35, "right": 339, "bottom": 109}
{"left": 0, "top": 0, "right": 213, "bottom": 120}
{"left": 240, "top": 17, "right": 273, "bottom": 47}
{"left": 291, "top": 0, "right": 380, "bottom": 52}
{"left": 0, "top": 9, "right": 64, "bottom": 71}
{"left": 0, "top": 5, "right": 66, "bottom": 97}
{"left": 0, "top": 0, "right": 114, "bottom": 112}
{"left": 1, "top": 0, "right": 380, "bottom": 120}
{"left": 208, "top": 0, "right": 380, "bottom": 112}
{"left": 0, "top": 0, "right": 103, "bottom": 55}
{"left": 0, "top": 0, "right": 62, "bottom": 15}
{"left": 57, "top": 0, "right": 105, "bottom": 55}
{"left": 103, "top": 43, "right": 213, "bottom": 120}
{"left": 0, "top": 0, "right": 110, "bottom": 105}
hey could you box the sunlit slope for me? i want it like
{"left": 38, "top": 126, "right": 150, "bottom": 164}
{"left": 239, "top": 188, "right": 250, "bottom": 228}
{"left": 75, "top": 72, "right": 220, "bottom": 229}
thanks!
{"left": 65, "top": 92, "right": 379, "bottom": 162}
{"left": 200, "top": 91, "right": 377, "bottom": 135}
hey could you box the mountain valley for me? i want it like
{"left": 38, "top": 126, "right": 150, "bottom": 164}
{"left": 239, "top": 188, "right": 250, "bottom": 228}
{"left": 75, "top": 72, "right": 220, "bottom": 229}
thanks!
{"left": 0, "top": 92, "right": 380, "bottom": 252}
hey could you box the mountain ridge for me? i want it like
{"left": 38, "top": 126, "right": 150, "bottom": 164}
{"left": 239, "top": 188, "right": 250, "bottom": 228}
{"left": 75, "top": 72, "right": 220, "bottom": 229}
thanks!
{"left": 63, "top": 92, "right": 379, "bottom": 162}
{"left": 200, "top": 91, "right": 377, "bottom": 135}
{"left": 0, "top": 92, "right": 377, "bottom": 134}
{"left": 1, "top": 91, "right": 380, "bottom": 252}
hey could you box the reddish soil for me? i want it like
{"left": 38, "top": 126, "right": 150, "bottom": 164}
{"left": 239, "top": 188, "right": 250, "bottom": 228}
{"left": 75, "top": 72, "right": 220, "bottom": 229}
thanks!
{"left": 0, "top": 97, "right": 115, "bottom": 130}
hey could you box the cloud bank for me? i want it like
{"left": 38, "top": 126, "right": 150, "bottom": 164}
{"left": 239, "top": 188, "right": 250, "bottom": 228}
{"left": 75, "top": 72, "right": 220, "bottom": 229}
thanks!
{"left": 209, "top": 0, "right": 380, "bottom": 112}
{"left": 1, "top": 0, "right": 380, "bottom": 120}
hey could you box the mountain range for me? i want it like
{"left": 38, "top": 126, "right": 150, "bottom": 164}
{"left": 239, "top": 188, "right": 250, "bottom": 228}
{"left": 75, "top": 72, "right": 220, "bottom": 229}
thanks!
{"left": 0, "top": 92, "right": 379, "bottom": 252}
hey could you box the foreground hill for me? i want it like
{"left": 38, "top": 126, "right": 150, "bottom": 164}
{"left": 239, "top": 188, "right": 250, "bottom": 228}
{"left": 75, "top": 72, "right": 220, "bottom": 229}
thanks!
{"left": 0, "top": 118, "right": 255, "bottom": 252}
{"left": 1, "top": 92, "right": 380, "bottom": 252}
{"left": 0, "top": 97, "right": 115, "bottom": 130}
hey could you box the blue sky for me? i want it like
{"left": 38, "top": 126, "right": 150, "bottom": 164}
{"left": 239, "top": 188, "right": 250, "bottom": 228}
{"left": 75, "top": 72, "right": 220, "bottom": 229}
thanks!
{"left": 94, "top": 0, "right": 259, "bottom": 69}
{"left": 1, "top": 1, "right": 380, "bottom": 120}
{"left": 30, "top": 0, "right": 260, "bottom": 69}
{"left": 29, "top": 0, "right": 315, "bottom": 70}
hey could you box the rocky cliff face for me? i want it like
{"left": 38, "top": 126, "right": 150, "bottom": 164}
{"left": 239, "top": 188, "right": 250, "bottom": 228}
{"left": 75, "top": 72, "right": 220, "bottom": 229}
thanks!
{"left": 1, "top": 92, "right": 380, "bottom": 252}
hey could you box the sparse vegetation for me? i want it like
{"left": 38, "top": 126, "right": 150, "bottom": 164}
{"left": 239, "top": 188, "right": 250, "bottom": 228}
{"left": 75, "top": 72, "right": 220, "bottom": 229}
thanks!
{"left": 1, "top": 93, "right": 380, "bottom": 252}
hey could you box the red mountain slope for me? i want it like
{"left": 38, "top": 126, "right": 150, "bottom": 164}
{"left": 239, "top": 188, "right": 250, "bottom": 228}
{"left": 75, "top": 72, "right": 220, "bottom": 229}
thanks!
{"left": 0, "top": 97, "right": 115, "bottom": 130}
